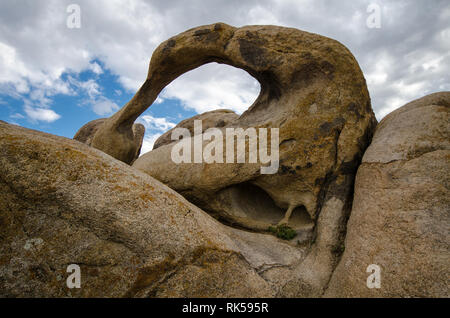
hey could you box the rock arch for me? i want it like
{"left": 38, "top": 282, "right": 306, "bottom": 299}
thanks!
{"left": 76, "top": 22, "right": 377, "bottom": 296}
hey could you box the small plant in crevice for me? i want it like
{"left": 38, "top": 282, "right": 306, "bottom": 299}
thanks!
{"left": 268, "top": 224, "right": 297, "bottom": 240}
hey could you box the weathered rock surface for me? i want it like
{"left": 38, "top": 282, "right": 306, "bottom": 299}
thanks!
{"left": 153, "top": 109, "right": 238, "bottom": 150}
{"left": 74, "top": 118, "right": 145, "bottom": 165}
{"left": 124, "top": 23, "right": 377, "bottom": 295}
{"left": 0, "top": 120, "right": 310, "bottom": 297}
{"left": 132, "top": 22, "right": 376, "bottom": 228}
{"left": 325, "top": 92, "right": 450, "bottom": 297}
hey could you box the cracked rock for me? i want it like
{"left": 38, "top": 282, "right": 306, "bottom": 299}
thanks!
{"left": 0, "top": 120, "right": 306, "bottom": 297}
{"left": 325, "top": 92, "right": 450, "bottom": 297}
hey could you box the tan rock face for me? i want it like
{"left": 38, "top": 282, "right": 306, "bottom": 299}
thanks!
{"left": 0, "top": 121, "right": 312, "bottom": 297}
{"left": 325, "top": 92, "right": 450, "bottom": 297}
{"left": 153, "top": 109, "right": 239, "bottom": 150}
{"left": 73, "top": 118, "right": 145, "bottom": 165}
{"left": 0, "top": 116, "right": 374, "bottom": 297}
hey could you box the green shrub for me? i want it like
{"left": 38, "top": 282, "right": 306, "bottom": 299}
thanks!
{"left": 268, "top": 224, "right": 297, "bottom": 240}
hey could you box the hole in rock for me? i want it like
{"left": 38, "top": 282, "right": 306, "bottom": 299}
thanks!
{"left": 161, "top": 63, "right": 261, "bottom": 115}
{"left": 139, "top": 63, "right": 261, "bottom": 155}
{"left": 211, "top": 182, "right": 314, "bottom": 237}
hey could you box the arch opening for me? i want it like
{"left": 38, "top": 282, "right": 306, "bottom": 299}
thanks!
{"left": 206, "top": 182, "right": 314, "bottom": 242}
{"left": 138, "top": 63, "right": 261, "bottom": 154}
{"left": 160, "top": 63, "right": 261, "bottom": 115}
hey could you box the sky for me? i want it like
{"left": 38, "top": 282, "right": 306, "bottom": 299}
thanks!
{"left": 0, "top": 0, "right": 449, "bottom": 155}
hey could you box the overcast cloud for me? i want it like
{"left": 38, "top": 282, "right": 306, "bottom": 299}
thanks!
{"left": 0, "top": 0, "right": 449, "bottom": 127}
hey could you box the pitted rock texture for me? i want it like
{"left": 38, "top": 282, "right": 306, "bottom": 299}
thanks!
{"left": 74, "top": 118, "right": 145, "bottom": 165}
{"left": 325, "top": 92, "right": 450, "bottom": 297}
{"left": 153, "top": 109, "right": 239, "bottom": 150}
{"left": 0, "top": 117, "right": 375, "bottom": 298}
{"left": 0, "top": 121, "right": 310, "bottom": 297}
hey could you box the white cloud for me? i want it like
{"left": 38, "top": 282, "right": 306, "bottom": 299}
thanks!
{"left": 139, "top": 115, "right": 176, "bottom": 132}
{"left": 366, "top": 55, "right": 392, "bottom": 86}
{"left": 68, "top": 76, "right": 120, "bottom": 115}
{"left": 0, "top": 42, "right": 30, "bottom": 94}
{"left": 162, "top": 64, "right": 260, "bottom": 114}
{"left": 92, "top": 97, "right": 120, "bottom": 116}
{"left": 89, "top": 62, "right": 103, "bottom": 75}
{"left": 137, "top": 114, "right": 177, "bottom": 154}
{"left": 247, "top": 5, "right": 281, "bottom": 25}
{"left": 10, "top": 113, "right": 25, "bottom": 119}
{"left": 24, "top": 105, "right": 61, "bottom": 123}
{"left": 140, "top": 133, "right": 163, "bottom": 155}
{"left": 0, "top": 0, "right": 449, "bottom": 124}
{"left": 69, "top": 77, "right": 100, "bottom": 99}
